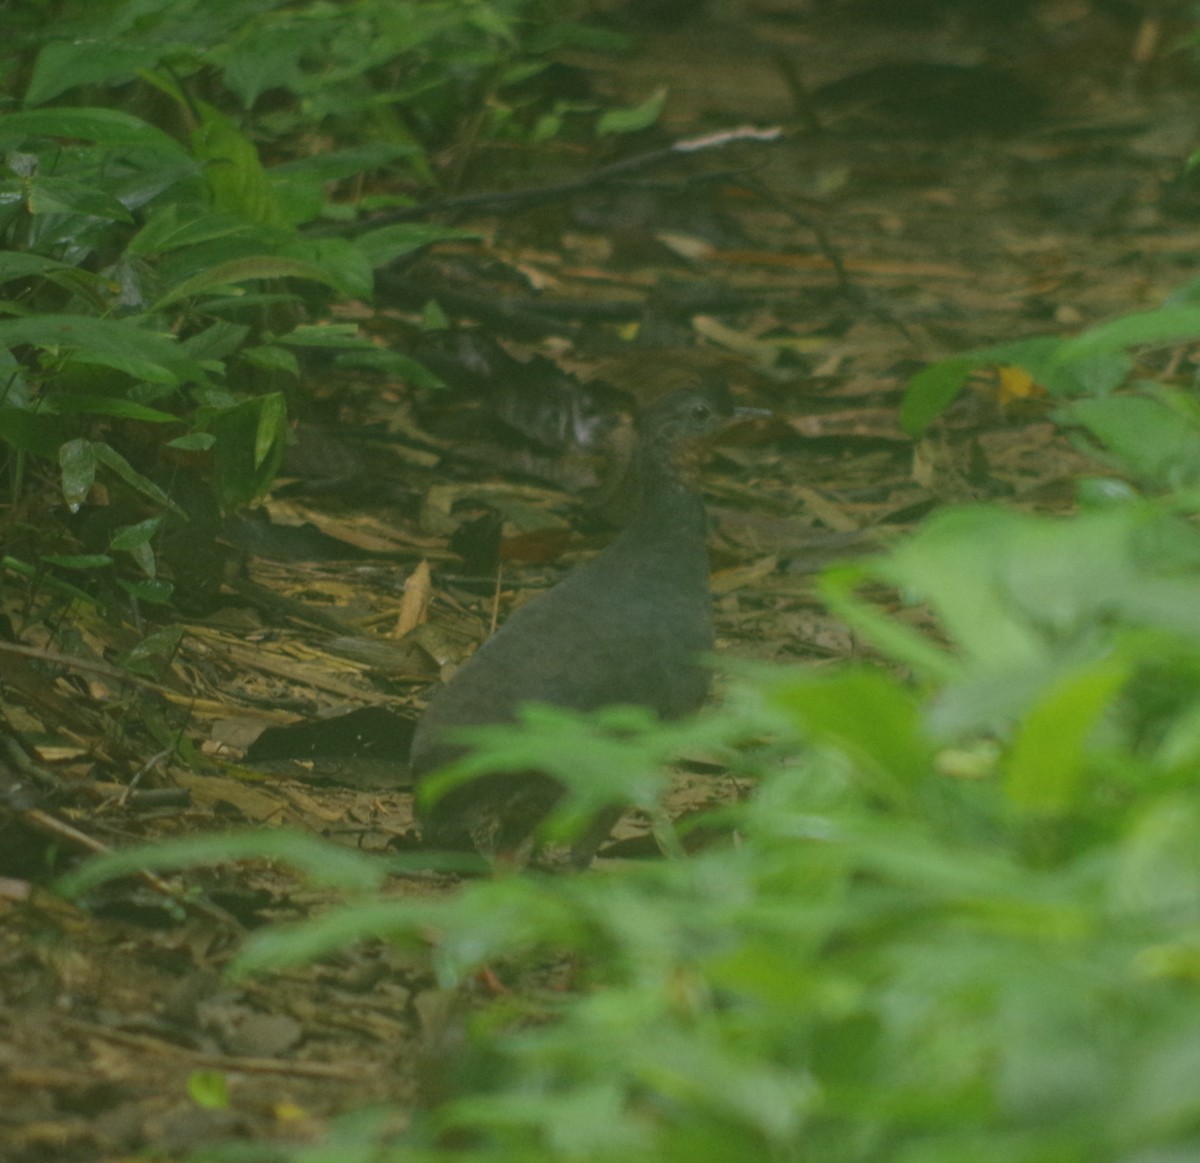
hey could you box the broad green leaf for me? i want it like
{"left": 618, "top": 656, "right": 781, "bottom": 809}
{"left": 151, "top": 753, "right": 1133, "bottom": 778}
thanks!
{"left": 242, "top": 345, "right": 299, "bottom": 376}
{"left": 1003, "top": 657, "right": 1130, "bottom": 813}
{"left": 0, "top": 251, "right": 70, "bottom": 282}
{"left": 880, "top": 508, "right": 1057, "bottom": 670}
{"left": 58, "top": 829, "right": 388, "bottom": 898}
{"left": 0, "top": 315, "right": 205, "bottom": 385}
{"left": 901, "top": 338, "right": 1059, "bottom": 434}
{"left": 221, "top": 23, "right": 320, "bottom": 108}
{"left": 110, "top": 517, "right": 163, "bottom": 551}
{"left": 24, "top": 41, "right": 150, "bottom": 106}
{"left": 27, "top": 177, "right": 134, "bottom": 223}
{"left": 353, "top": 222, "right": 480, "bottom": 269}
{"left": 128, "top": 207, "right": 264, "bottom": 257}
{"left": 191, "top": 102, "right": 284, "bottom": 226}
{"left": 769, "top": 666, "right": 933, "bottom": 793}
{"left": 820, "top": 562, "right": 959, "bottom": 682}
{"left": 0, "top": 108, "right": 187, "bottom": 159}
{"left": 1060, "top": 392, "right": 1200, "bottom": 488}
{"left": 180, "top": 321, "right": 250, "bottom": 362}
{"left": 334, "top": 348, "right": 443, "bottom": 386}
{"left": 45, "top": 394, "right": 176, "bottom": 423}
{"left": 281, "top": 237, "right": 373, "bottom": 299}
{"left": 197, "top": 393, "right": 287, "bottom": 510}
{"left": 1055, "top": 305, "right": 1200, "bottom": 364}
{"left": 148, "top": 256, "right": 342, "bottom": 312}
{"left": 899, "top": 356, "right": 974, "bottom": 435}
{"left": 123, "top": 626, "right": 183, "bottom": 676}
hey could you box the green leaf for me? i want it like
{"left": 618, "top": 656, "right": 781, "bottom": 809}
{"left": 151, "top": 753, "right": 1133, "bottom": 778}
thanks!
{"left": 110, "top": 517, "right": 163, "bottom": 552}
{"left": 899, "top": 357, "right": 974, "bottom": 435}
{"left": 598, "top": 87, "right": 667, "bottom": 135}
{"left": 820, "top": 563, "right": 959, "bottom": 682}
{"left": 45, "top": 395, "right": 177, "bottom": 423}
{"left": 58, "top": 438, "right": 97, "bottom": 510}
{"left": 27, "top": 177, "right": 134, "bottom": 223}
{"left": 128, "top": 207, "right": 263, "bottom": 257}
{"left": 278, "top": 323, "right": 371, "bottom": 348}
{"left": 166, "top": 432, "right": 216, "bottom": 452}
{"left": 25, "top": 41, "right": 150, "bottom": 107}
{"left": 768, "top": 666, "right": 933, "bottom": 794}
{"left": 191, "top": 102, "right": 284, "bottom": 226}
{"left": 197, "top": 393, "right": 287, "bottom": 510}
{"left": 0, "top": 251, "right": 71, "bottom": 282}
{"left": 57, "top": 829, "right": 389, "bottom": 898}
{"left": 334, "top": 348, "right": 443, "bottom": 386}
{"left": 902, "top": 338, "right": 1063, "bottom": 434}
{"left": 43, "top": 554, "right": 112, "bottom": 570}
{"left": 187, "top": 1070, "right": 229, "bottom": 1111}
{"left": 122, "top": 625, "right": 183, "bottom": 676}
{"left": 1060, "top": 392, "right": 1200, "bottom": 489}
{"left": 0, "top": 408, "right": 64, "bottom": 456}
{"left": 0, "top": 315, "right": 205, "bottom": 385}
{"left": 221, "top": 23, "right": 319, "bottom": 108}
{"left": 1055, "top": 306, "right": 1200, "bottom": 364}
{"left": 242, "top": 345, "right": 300, "bottom": 376}
{"left": 280, "top": 237, "right": 373, "bottom": 299}
{"left": 421, "top": 299, "right": 449, "bottom": 330}
{"left": 115, "top": 576, "right": 174, "bottom": 603}
{"left": 353, "top": 222, "right": 480, "bottom": 269}
{"left": 254, "top": 392, "right": 286, "bottom": 469}
{"left": 178, "top": 325, "right": 248, "bottom": 368}
{"left": 148, "top": 256, "right": 343, "bottom": 313}
{"left": 1003, "top": 656, "right": 1130, "bottom": 813}
{"left": 0, "top": 108, "right": 187, "bottom": 159}
{"left": 91, "top": 442, "right": 184, "bottom": 516}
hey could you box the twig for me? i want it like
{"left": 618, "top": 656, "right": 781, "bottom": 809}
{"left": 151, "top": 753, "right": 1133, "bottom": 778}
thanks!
{"left": 0, "top": 639, "right": 177, "bottom": 697}
{"left": 737, "top": 175, "right": 913, "bottom": 340}
{"left": 58, "top": 1018, "right": 371, "bottom": 1079}
{"left": 346, "top": 124, "right": 784, "bottom": 229}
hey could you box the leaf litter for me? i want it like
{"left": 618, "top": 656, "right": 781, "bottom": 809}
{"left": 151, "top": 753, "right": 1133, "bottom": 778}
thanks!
{"left": 1, "top": 3, "right": 1193, "bottom": 1156}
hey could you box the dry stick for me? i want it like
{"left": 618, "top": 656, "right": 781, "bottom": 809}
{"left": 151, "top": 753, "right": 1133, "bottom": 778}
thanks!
{"left": 489, "top": 562, "right": 503, "bottom": 638}
{"left": 0, "top": 644, "right": 240, "bottom": 929}
{"left": 373, "top": 270, "right": 840, "bottom": 340}
{"left": 345, "top": 124, "right": 785, "bottom": 229}
{"left": 739, "top": 174, "right": 914, "bottom": 342}
{"left": 58, "top": 1018, "right": 370, "bottom": 1079}
{"left": 0, "top": 639, "right": 178, "bottom": 698}
{"left": 4, "top": 796, "right": 241, "bottom": 930}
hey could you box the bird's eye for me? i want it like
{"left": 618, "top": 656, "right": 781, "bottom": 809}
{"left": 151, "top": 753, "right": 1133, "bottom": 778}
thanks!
{"left": 691, "top": 404, "right": 711, "bottom": 420}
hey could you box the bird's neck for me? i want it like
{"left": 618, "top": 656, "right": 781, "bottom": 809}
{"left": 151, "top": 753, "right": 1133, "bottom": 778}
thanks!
{"left": 617, "top": 446, "right": 709, "bottom": 554}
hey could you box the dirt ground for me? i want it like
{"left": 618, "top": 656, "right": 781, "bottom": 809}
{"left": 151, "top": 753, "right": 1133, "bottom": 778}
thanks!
{"left": 3, "top": 1, "right": 1199, "bottom": 1158}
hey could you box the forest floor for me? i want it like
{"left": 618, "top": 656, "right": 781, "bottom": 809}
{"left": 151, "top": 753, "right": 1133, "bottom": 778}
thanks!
{"left": 3, "top": 2, "right": 1199, "bottom": 1158}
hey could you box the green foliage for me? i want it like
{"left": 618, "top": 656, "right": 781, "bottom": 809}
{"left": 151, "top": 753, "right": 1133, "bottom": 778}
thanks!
{"left": 64, "top": 492, "right": 1200, "bottom": 1162}
{"left": 0, "top": 0, "right": 606, "bottom": 608}
{"left": 900, "top": 305, "right": 1200, "bottom": 438}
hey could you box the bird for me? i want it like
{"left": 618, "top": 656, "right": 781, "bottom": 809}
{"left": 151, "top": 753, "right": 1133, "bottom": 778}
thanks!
{"left": 409, "top": 383, "right": 765, "bottom": 866}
